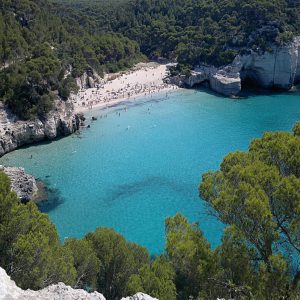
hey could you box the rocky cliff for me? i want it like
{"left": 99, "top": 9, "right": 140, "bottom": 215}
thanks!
{"left": 0, "top": 267, "right": 157, "bottom": 300}
{"left": 170, "top": 36, "right": 300, "bottom": 96}
{"left": 237, "top": 36, "right": 300, "bottom": 89}
{"left": 1, "top": 166, "right": 38, "bottom": 202}
{"left": 76, "top": 69, "right": 102, "bottom": 89}
{"left": 0, "top": 100, "right": 85, "bottom": 157}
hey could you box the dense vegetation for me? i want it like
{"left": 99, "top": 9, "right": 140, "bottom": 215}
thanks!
{"left": 2, "top": 122, "right": 300, "bottom": 299}
{"left": 57, "top": 0, "right": 300, "bottom": 67}
{"left": 1, "top": 0, "right": 300, "bottom": 119}
{"left": 0, "top": 0, "right": 143, "bottom": 119}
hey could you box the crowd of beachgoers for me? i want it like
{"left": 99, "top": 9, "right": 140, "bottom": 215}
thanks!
{"left": 70, "top": 63, "right": 180, "bottom": 113}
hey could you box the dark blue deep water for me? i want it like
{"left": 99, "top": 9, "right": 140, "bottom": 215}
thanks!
{"left": 1, "top": 89, "right": 300, "bottom": 254}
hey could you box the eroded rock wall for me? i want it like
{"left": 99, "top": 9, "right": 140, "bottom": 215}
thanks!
{"left": 180, "top": 66, "right": 241, "bottom": 97}
{"left": 238, "top": 37, "right": 300, "bottom": 89}
{"left": 0, "top": 101, "right": 85, "bottom": 157}
{"left": 176, "top": 36, "right": 300, "bottom": 96}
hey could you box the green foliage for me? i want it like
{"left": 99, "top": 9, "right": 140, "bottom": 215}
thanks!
{"left": 127, "top": 256, "right": 176, "bottom": 300}
{"left": 0, "top": 0, "right": 143, "bottom": 119}
{"left": 59, "top": 0, "right": 300, "bottom": 67}
{"left": 165, "top": 213, "right": 217, "bottom": 299}
{"left": 0, "top": 171, "right": 76, "bottom": 290}
{"left": 200, "top": 123, "right": 300, "bottom": 298}
{"left": 58, "top": 75, "right": 79, "bottom": 100}
{"left": 1, "top": 0, "right": 299, "bottom": 119}
{"left": 0, "top": 171, "right": 151, "bottom": 297}
{"left": 64, "top": 238, "right": 100, "bottom": 289}
{"left": 4, "top": 121, "right": 300, "bottom": 300}
{"left": 86, "top": 228, "right": 149, "bottom": 300}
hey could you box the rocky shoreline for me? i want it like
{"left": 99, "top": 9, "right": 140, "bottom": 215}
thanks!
{"left": 0, "top": 99, "right": 85, "bottom": 203}
{"left": 1, "top": 37, "right": 300, "bottom": 159}
{"left": 0, "top": 100, "right": 85, "bottom": 158}
{"left": 0, "top": 165, "right": 40, "bottom": 202}
{"left": 166, "top": 36, "right": 300, "bottom": 97}
{"left": 1, "top": 38, "right": 300, "bottom": 202}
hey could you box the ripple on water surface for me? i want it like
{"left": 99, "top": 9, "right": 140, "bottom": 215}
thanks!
{"left": 2, "top": 89, "right": 300, "bottom": 254}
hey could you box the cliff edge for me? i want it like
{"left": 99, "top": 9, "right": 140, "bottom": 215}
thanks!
{"left": 0, "top": 267, "right": 158, "bottom": 300}
{"left": 168, "top": 37, "right": 300, "bottom": 96}
{"left": 0, "top": 100, "right": 85, "bottom": 157}
{"left": 0, "top": 166, "right": 38, "bottom": 202}
{"left": 0, "top": 267, "right": 105, "bottom": 300}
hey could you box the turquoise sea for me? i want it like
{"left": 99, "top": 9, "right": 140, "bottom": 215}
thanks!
{"left": 1, "top": 88, "right": 300, "bottom": 254}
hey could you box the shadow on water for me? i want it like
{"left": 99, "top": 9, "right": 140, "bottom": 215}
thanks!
{"left": 103, "top": 176, "right": 191, "bottom": 204}
{"left": 191, "top": 82, "right": 300, "bottom": 99}
{"left": 37, "top": 180, "right": 65, "bottom": 213}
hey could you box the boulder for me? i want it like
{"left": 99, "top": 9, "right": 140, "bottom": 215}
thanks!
{"left": 295, "top": 40, "right": 300, "bottom": 82}
{"left": 209, "top": 73, "right": 241, "bottom": 96}
{"left": 76, "top": 72, "right": 89, "bottom": 90}
{"left": 0, "top": 267, "right": 106, "bottom": 300}
{"left": 121, "top": 293, "right": 158, "bottom": 300}
{"left": 2, "top": 166, "right": 38, "bottom": 202}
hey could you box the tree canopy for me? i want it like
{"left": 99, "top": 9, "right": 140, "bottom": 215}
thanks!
{"left": 0, "top": 0, "right": 143, "bottom": 119}
{"left": 3, "top": 122, "right": 300, "bottom": 300}
{"left": 57, "top": 0, "right": 300, "bottom": 67}
{"left": 200, "top": 122, "right": 300, "bottom": 299}
{"left": 1, "top": 0, "right": 300, "bottom": 119}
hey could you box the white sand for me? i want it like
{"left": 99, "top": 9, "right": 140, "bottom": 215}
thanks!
{"left": 71, "top": 62, "right": 179, "bottom": 113}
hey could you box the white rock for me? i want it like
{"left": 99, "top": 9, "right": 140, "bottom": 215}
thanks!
{"left": 183, "top": 65, "right": 241, "bottom": 96}
{"left": 0, "top": 101, "right": 84, "bottom": 157}
{"left": 44, "top": 115, "right": 58, "bottom": 139}
{"left": 0, "top": 267, "right": 106, "bottom": 300}
{"left": 236, "top": 36, "right": 300, "bottom": 89}
{"left": 184, "top": 70, "right": 207, "bottom": 87}
{"left": 3, "top": 166, "right": 38, "bottom": 202}
{"left": 182, "top": 36, "right": 300, "bottom": 96}
{"left": 209, "top": 73, "right": 241, "bottom": 96}
{"left": 121, "top": 292, "right": 158, "bottom": 300}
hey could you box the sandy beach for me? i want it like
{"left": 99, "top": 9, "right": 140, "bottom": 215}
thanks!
{"left": 70, "top": 62, "right": 180, "bottom": 113}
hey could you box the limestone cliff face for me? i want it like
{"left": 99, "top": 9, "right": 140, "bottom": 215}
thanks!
{"left": 237, "top": 36, "right": 300, "bottom": 89}
{"left": 0, "top": 267, "right": 158, "bottom": 300}
{"left": 177, "top": 65, "right": 242, "bottom": 97}
{"left": 0, "top": 101, "right": 85, "bottom": 157}
{"left": 76, "top": 69, "right": 102, "bottom": 89}
{"left": 176, "top": 36, "right": 300, "bottom": 96}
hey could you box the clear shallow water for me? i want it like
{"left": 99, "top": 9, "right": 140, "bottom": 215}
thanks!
{"left": 1, "top": 89, "right": 300, "bottom": 254}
